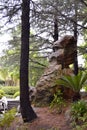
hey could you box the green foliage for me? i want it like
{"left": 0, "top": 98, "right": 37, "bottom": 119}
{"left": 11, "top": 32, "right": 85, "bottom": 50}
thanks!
{"left": 0, "top": 68, "right": 9, "bottom": 81}
{"left": 0, "top": 86, "right": 19, "bottom": 96}
{"left": 0, "top": 66, "right": 19, "bottom": 86}
{"left": 71, "top": 100, "right": 87, "bottom": 130}
{"left": 50, "top": 90, "right": 65, "bottom": 113}
{"left": 56, "top": 71, "right": 87, "bottom": 92}
{"left": 5, "top": 95, "right": 13, "bottom": 98}
{"left": 0, "top": 25, "right": 48, "bottom": 87}
{"left": 72, "top": 123, "right": 87, "bottom": 130}
{"left": 83, "top": 84, "right": 87, "bottom": 92}
{"left": 71, "top": 100, "right": 87, "bottom": 120}
{"left": 13, "top": 91, "right": 20, "bottom": 98}
{"left": 0, "top": 90, "right": 5, "bottom": 99}
{"left": 0, "top": 108, "right": 16, "bottom": 128}
{"left": 29, "top": 38, "right": 48, "bottom": 86}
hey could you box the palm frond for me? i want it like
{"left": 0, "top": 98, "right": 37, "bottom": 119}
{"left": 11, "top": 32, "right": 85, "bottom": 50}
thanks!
{"left": 56, "top": 71, "right": 87, "bottom": 92}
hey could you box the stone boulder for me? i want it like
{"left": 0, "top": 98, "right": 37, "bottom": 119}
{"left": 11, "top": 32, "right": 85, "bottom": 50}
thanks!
{"left": 35, "top": 35, "right": 76, "bottom": 106}
{"left": 29, "top": 86, "right": 37, "bottom": 102}
{"left": 49, "top": 35, "right": 76, "bottom": 68}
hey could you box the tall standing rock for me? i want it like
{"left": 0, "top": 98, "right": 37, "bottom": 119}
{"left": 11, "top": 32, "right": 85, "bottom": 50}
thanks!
{"left": 35, "top": 35, "right": 77, "bottom": 106}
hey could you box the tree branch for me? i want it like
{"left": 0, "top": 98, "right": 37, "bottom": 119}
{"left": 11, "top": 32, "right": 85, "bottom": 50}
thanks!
{"left": 80, "top": 0, "right": 87, "bottom": 7}
{"left": 29, "top": 57, "right": 47, "bottom": 67}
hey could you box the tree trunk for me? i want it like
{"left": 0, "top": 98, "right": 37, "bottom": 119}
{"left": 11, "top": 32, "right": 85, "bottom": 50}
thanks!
{"left": 73, "top": 0, "right": 78, "bottom": 75}
{"left": 72, "top": 92, "right": 81, "bottom": 102}
{"left": 20, "top": 0, "right": 37, "bottom": 122}
{"left": 53, "top": 17, "right": 58, "bottom": 42}
{"left": 72, "top": 1, "right": 80, "bottom": 102}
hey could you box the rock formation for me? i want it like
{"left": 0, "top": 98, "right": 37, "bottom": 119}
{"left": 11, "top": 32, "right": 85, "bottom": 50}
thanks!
{"left": 35, "top": 35, "right": 77, "bottom": 106}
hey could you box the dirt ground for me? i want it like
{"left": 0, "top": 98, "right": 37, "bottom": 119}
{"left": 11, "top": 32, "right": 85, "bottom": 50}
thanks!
{"left": 3, "top": 106, "right": 72, "bottom": 130}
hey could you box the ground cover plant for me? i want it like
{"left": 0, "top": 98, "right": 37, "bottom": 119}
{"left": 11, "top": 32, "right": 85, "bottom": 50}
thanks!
{"left": 0, "top": 108, "right": 16, "bottom": 129}
{"left": 56, "top": 71, "right": 87, "bottom": 101}
{"left": 70, "top": 100, "right": 87, "bottom": 130}
{"left": 50, "top": 90, "right": 66, "bottom": 113}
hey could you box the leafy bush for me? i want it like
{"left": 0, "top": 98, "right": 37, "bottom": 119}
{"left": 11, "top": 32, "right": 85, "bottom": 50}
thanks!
{"left": 56, "top": 71, "right": 87, "bottom": 92}
{"left": 0, "top": 90, "right": 5, "bottom": 99}
{"left": 50, "top": 90, "right": 66, "bottom": 113}
{"left": 56, "top": 71, "right": 87, "bottom": 101}
{"left": 71, "top": 100, "right": 87, "bottom": 129}
{"left": 1, "top": 86, "right": 19, "bottom": 96}
{"left": 83, "top": 84, "right": 87, "bottom": 92}
{"left": 0, "top": 108, "right": 16, "bottom": 128}
{"left": 13, "top": 91, "right": 20, "bottom": 98}
{"left": 71, "top": 100, "right": 87, "bottom": 119}
{"left": 5, "top": 95, "right": 13, "bottom": 98}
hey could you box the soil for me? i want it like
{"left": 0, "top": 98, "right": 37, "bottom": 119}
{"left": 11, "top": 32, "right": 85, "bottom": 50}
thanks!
{"left": 3, "top": 105, "right": 72, "bottom": 130}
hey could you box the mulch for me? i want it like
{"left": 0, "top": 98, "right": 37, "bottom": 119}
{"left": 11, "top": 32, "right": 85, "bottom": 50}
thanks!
{"left": 10, "top": 107, "right": 72, "bottom": 130}
{"left": 0, "top": 106, "right": 72, "bottom": 130}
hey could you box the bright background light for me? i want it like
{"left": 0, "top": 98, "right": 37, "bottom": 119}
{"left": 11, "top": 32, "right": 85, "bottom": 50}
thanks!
{"left": 0, "top": 34, "right": 11, "bottom": 55}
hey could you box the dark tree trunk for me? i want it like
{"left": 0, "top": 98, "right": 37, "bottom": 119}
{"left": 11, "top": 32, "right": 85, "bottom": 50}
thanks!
{"left": 72, "top": 92, "right": 81, "bottom": 102}
{"left": 73, "top": 1, "right": 80, "bottom": 101}
{"left": 53, "top": 17, "right": 58, "bottom": 42}
{"left": 73, "top": 40, "right": 78, "bottom": 75}
{"left": 20, "top": 0, "right": 37, "bottom": 122}
{"left": 73, "top": 0, "right": 78, "bottom": 75}
{"left": 73, "top": 25, "right": 78, "bottom": 75}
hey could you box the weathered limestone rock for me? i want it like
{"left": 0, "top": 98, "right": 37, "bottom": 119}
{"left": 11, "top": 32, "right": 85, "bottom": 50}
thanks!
{"left": 49, "top": 35, "right": 76, "bottom": 67}
{"left": 35, "top": 35, "right": 76, "bottom": 106}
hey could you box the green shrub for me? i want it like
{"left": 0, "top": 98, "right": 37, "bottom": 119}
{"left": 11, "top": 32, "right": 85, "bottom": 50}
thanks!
{"left": 0, "top": 90, "right": 5, "bottom": 99}
{"left": 0, "top": 108, "right": 16, "bottom": 128}
{"left": 83, "top": 85, "right": 87, "bottom": 92}
{"left": 56, "top": 71, "right": 87, "bottom": 101}
{"left": 71, "top": 100, "right": 87, "bottom": 120}
{"left": 50, "top": 90, "right": 66, "bottom": 113}
{"left": 5, "top": 94, "right": 14, "bottom": 98}
{"left": 1, "top": 86, "right": 19, "bottom": 96}
{"left": 71, "top": 100, "right": 87, "bottom": 129}
{"left": 56, "top": 71, "right": 87, "bottom": 92}
{"left": 13, "top": 91, "right": 20, "bottom": 98}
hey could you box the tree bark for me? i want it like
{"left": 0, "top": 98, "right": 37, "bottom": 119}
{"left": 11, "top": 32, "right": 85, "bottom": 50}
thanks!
{"left": 73, "top": 1, "right": 80, "bottom": 101}
{"left": 53, "top": 17, "right": 58, "bottom": 42}
{"left": 73, "top": 92, "right": 81, "bottom": 102}
{"left": 20, "top": 0, "right": 37, "bottom": 122}
{"left": 73, "top": 0, "right": 78, "bottom": 75}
